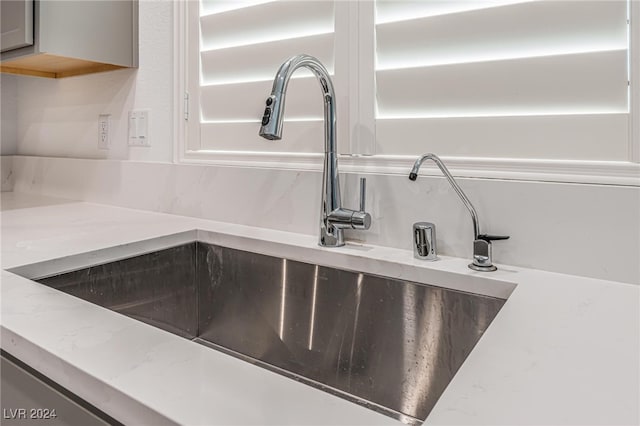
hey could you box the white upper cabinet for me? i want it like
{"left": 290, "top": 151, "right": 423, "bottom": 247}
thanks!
{"left": 0, "top": 0, "right": 138, "bottom": 78}
{"left": 1, "top": 0, "right": 34, "bottom": 53}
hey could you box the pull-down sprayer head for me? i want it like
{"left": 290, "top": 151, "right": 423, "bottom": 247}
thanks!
{"left": 258, "top": 54, "right": 335, "bottom": 150}
{"left": 259, "top": 94, "right": 284, "bottom": 140}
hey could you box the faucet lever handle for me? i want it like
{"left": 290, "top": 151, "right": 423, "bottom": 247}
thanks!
{"left": 349, "top": 177, "right": 371, "bottom": 230}
{"left": 359, "top": 177, "right": 366, "bottom": 212}
{"left": 478, "top": 234, "right": 510, "bottom": 242}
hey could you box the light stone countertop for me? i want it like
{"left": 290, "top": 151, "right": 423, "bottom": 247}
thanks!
{"left": 1, "top": 192, "right": 638, "bottom": 425}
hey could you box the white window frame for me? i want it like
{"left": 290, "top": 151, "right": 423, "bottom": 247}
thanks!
{"left": 175, "top": 1, "right": 640, "bottom": 187}
{"left": 631, "top": 0, "right": 640, "bottom": 164}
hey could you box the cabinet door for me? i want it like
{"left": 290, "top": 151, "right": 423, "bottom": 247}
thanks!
{"left": 1, "top": 0, "right": 34, "bottom": 52}
{"left": 1, "top": 355, "right": 111, "bottom": 426}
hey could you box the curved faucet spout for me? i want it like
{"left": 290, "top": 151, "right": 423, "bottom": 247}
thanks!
{"left": 259, "top": 54, "right": 370, "bottom": 247}
{"left": 409, "top": 153, "right": 480, "bottom": 240}
{"left": 259, "top": 54, "right": 336, "bottom": 156}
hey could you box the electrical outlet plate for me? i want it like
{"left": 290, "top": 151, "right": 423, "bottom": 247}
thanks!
{"left": 98, "top": 114, "right": 110, "bottom": 150}
{"left": 128, "top": 109, "right": 151, "bottom": 147}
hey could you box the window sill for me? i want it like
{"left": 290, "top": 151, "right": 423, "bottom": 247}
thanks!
{"left": 180, "top": 150, "right": 640, "bottom": 187}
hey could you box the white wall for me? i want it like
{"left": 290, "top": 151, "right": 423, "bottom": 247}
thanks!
{"left": 7, "top": 0, "right": 173, "bottom": 163}
{"left": 3, "top": 2, "right": 639, "bottom": 285}
{"left": 1, "top": 74, "right": 18, "bottom": 156}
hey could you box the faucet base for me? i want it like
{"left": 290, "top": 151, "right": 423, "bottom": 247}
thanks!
{"left": 318, "top": 241, "right": 345, "bottom": 248}
{"left": 318, "top": 227, "right": 344, "bottom": 247}
{"left": 468, "top": 263, "right": 497, "bottom": 272}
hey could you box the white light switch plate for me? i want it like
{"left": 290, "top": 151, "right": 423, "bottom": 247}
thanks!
{"left": 98, "top": 114, "right": 110, "bottom": 150}
{"left": 128, "top": 110, "right": 151, "bottom": 147}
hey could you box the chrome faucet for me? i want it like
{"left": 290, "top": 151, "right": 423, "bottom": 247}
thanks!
{"left": 259, "top": 54, "right": 371, "bottom": 247}
{"left": 409, "top": 153, "right": 509, "bottom": 271}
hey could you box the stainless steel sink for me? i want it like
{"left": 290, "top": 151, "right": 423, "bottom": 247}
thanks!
{"left": 28, "top": 242, "right": 505, "bottom": 424}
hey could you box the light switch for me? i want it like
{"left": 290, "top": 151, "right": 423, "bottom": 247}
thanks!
{"left": 128, "top": 109, "right": 151, "bottom": 147}
{"left": 128, "top": 111, "right": 137, "bottom": 142}
{"left": 137, "top": 111, "right": 148, "bottom": 142}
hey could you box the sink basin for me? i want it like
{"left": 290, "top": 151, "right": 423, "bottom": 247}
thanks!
{"left": 18, "top": 241, "right": 505, "bottom": 424}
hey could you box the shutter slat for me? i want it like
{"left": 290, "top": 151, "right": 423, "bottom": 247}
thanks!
{"left": 376, "top": 50, "right": 628, "bottom": 117}
{"left": 201, "top": 33, "right": 334, "bottom": 85}
{"left": 377, "top": 0, "right": 627, "bottom": 70}
{"left": 200, "top": 121, "right": 324, "bottom": 153}
{"left": 376, "top": 114, "right": 629, "bottom": 161}
{"left": 376, "top": 0, "right": 530, "bottom": 24}
{"left": 201, "top": 1, "right": 274, "bottom": 17}
{"left": 200, "top": 1, "right": 334, "bottom": 51}
{"left": 201, "top": 77, "right": 326, "bottom": 121}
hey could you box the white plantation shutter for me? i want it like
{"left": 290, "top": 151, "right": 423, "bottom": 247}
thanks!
{"left": 189, "top": 0, "right": 335, "bottom": 154}
{"left": 374, "top": 0, "right": 631, "bottom": 161}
